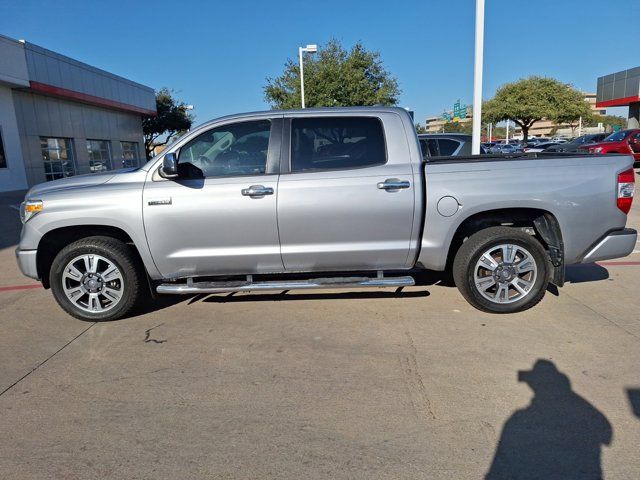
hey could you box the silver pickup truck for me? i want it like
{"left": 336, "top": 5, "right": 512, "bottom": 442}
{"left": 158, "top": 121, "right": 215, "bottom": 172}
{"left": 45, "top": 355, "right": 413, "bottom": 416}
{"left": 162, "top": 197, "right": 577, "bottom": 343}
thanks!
{"left": 16, "top": 107, "right": 637, "bottom": 321}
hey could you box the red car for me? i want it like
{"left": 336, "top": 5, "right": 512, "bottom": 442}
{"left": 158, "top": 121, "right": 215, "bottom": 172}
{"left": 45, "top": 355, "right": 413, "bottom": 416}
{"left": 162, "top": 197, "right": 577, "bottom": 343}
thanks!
{"left": 580, "top": 129, "right": 640, "bottom": 166}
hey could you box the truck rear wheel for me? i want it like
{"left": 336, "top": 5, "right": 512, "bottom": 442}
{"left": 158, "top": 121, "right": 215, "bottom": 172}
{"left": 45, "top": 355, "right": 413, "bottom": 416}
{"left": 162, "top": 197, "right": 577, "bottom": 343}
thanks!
{"left": 50, "top": 236, "right": 144, "bottom": 321}
{"left": 452, "top": 227, "right": 550, "bottom": 313}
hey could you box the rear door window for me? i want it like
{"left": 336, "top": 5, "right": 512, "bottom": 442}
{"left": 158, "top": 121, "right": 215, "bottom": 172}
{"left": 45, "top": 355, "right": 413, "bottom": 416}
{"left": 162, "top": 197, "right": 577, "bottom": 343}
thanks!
{"left": 437, "top": 139, "right": 461, "bottom": 156}
{"left": 427, "top": 139, "right": 439, "bottom": 157}
{"left": 290, "top": 117, "right": 386, "bottom": 172}
{"left": 419, "top": 139, "right": 439, "bottom": 158}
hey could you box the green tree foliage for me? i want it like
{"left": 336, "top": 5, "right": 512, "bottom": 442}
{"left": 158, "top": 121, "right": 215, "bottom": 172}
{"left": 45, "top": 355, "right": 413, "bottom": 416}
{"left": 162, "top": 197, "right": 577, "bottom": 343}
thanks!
{"left": 586, "top": 114, "right": 628, "bottom": 131}
{"left": 415, "top": 123, "right": 428, "bottom": 134}
{"left": 143, "top": 88, "right": 193, "bottom": 159}
{"left": 486, "top": 126, "right": 507, "bottom": 140}
{"left": 264, "top": 40, "right": 401, "bottom": 109}
{"left": 483, "top": 76, "right": 593, "bottom": 143}
{"left": 442, "top": 121, "right": 472, "bottom": 134}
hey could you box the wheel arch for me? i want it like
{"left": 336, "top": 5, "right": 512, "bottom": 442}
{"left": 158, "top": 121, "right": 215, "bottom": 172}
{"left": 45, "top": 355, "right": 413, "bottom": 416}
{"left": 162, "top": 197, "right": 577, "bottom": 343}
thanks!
{"left": 444, "top": 208, "right": 564, "bottom": 285}
{"left": 37, "top": 225, "right": 151, "bottom": 289}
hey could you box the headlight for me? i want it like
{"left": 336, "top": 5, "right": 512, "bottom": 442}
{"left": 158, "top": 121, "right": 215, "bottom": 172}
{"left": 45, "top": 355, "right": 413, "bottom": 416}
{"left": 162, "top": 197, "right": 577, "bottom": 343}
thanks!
{"left": 593, "top": 147, "right": 603, "bottom": 153}
{"left": 20, "top": 200, "right": 43, "bottom": 224}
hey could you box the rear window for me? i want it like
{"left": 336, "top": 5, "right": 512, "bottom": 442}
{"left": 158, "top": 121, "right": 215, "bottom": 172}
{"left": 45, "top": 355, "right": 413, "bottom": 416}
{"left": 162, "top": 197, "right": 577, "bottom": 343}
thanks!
{"left": 604, "top": 131, "right": 630, "bottom": 142}
{"left": 290, "top": 117, "right": 386, "bottom": 172}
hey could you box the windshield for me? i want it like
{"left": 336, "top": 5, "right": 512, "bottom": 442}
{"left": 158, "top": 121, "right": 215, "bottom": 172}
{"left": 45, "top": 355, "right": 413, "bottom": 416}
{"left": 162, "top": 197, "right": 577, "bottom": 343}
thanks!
{"left": 604, "top": 131, "right": 630, "bottom": 142}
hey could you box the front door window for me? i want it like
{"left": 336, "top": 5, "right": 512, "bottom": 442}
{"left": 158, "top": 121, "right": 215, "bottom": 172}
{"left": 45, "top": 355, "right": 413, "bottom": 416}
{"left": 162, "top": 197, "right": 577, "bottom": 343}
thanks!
{"left": 178, "top": 120, "right": 271, "bottom": 178}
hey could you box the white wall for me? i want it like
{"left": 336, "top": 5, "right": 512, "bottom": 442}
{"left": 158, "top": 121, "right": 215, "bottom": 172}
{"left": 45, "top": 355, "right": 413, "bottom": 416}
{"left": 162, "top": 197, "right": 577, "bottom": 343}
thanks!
{"left": 0, "top": 85, "right": 28, "bottom": 191}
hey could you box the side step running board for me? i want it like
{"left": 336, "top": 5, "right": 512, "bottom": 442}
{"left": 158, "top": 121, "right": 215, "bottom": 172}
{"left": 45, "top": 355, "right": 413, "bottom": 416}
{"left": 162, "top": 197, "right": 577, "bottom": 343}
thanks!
{"left": 156, "top": 275, "right": 415, "bottom": 295}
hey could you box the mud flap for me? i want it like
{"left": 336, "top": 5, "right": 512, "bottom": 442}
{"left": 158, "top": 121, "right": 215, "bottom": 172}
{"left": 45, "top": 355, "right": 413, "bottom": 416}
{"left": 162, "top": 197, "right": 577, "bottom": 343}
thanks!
{"left": 534, "top": 214, "right": 565, "bottom": 287}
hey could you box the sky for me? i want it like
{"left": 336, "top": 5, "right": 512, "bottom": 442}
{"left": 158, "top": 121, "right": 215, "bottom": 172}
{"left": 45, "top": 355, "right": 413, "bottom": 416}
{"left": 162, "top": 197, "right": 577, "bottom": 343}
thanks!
{"left": 2, "top": 0, "right": 638, "bottom": 126}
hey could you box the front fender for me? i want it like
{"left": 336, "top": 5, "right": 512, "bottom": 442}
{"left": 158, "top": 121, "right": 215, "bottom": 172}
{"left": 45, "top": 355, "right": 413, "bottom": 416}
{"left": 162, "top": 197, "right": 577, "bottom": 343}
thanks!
{"left": 19, "top": 180, "right": 161, "bottom": 280}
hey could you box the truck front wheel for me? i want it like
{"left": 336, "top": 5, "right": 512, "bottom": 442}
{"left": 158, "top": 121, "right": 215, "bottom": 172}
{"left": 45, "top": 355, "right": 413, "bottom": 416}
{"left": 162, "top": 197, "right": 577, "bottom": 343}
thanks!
{"left": 49, "top": 236, "right": 144, "bottom": 321}
{"left": 452, "top": 227, "right": 550, "bottom": 313}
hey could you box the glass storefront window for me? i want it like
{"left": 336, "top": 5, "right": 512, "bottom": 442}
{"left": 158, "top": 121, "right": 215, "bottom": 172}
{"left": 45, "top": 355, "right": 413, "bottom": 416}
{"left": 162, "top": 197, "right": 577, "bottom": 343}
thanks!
{"left": 86, "top": 139, "right": 113, "bottom": 173}
{"left": 40, "top": 137, "right": 76, "bottom": 181}
{"left": 120, "top": 141, "right": 140, "bottom": 168}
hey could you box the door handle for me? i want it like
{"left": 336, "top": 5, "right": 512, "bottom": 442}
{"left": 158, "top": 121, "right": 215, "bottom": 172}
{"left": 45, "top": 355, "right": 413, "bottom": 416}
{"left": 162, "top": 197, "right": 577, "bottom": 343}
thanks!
{"left": 377, "top": 179, "right": 410, "bottom": 190}
{"left": 241, "top": 185, "right": 274, "bottom": 197}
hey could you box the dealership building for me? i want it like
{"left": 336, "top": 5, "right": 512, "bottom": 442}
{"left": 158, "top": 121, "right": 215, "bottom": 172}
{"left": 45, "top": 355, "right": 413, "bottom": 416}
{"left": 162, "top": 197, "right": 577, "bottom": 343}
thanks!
{"left": 0, "top": 34, "right": 156, "bottom": 193}
{"left": 596, "top": 66, "right": 640, "bottom": 128}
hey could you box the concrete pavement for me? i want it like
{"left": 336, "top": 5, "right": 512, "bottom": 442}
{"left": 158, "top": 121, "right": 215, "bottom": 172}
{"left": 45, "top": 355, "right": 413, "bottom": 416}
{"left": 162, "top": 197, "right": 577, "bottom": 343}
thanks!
{"left": 1, "top": 190, "right": 639, "bottom": 479}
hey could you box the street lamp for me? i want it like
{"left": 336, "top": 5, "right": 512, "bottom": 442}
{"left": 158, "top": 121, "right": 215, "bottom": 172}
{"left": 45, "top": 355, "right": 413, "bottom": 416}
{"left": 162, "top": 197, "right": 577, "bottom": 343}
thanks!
{"left": 471, "top": 0, "right": 485, "bottom": 154}
{"left": 298, "top": 44, "right": 318, "bottom": 108}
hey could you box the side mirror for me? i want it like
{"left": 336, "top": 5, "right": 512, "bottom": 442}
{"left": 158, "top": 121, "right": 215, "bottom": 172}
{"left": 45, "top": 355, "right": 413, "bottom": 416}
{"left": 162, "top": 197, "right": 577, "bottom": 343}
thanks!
{"left": 160, "top": 153, "right": 179, "bottom": 178}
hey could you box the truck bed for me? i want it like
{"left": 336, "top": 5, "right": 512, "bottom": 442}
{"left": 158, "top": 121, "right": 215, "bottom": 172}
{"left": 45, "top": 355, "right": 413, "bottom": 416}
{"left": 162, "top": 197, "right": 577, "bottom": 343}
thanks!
{"left": 425, "top": 152, "right": 611, "bottom": 164}
{"left": 417, "top": 152, "right": 635, "bottom": 270}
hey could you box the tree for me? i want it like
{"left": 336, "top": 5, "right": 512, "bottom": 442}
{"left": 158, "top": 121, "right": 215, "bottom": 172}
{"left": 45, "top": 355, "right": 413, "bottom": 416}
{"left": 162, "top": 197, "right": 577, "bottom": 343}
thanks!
{"left": 554, "top": 88, "right": 594, "bottom": 135}
{"left": 483, "top": 76, "right": 593, "bottom": 144}
{"left": 585, "top": 114, "right": 627, "bottom": 132}
{"left": 442, "top": 121, "right": 472, "bottom": 134}
{"left": 486, "top": 125, "right": 507, "bottom": 140}
{"left": 143, "top": 88, "right": 193, "bottom": 159}
{"left": 415, "top": 123, "right": 428, "bottom": 134}
{"left": 264, "top": 39, "right": 400, "bottom": 109}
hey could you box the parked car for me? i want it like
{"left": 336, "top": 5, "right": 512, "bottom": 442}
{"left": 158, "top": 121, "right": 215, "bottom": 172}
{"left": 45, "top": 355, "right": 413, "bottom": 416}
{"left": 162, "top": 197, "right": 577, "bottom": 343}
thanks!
{"left": 489, "top": 143, "right": 523, "bottom": 154}
{"left": 579, "top": 129, "right": 640, "bottom": 166}
{"left": 418, "top": 133, "right": 486, "bottom": 158}
{"left": 16, "top": 107, "right": 637, "bottom": 320}
{"left": 525, "top": 137, "right": 551, "bottom": 147}
{"left": 524, "top": 142, "right": 561, "bottom": 153}
{"left": 545, "top": 133, "right": 608, "bottom": 153}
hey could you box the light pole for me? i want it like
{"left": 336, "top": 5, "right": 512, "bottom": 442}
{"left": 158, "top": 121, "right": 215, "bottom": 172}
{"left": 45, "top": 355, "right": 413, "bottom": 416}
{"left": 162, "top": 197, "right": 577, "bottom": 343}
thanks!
{"left": 471, "top": 0, "right": 485, "bottom": 155}
{"left": 298, "top": 44, "right": 318, "bottom": 108}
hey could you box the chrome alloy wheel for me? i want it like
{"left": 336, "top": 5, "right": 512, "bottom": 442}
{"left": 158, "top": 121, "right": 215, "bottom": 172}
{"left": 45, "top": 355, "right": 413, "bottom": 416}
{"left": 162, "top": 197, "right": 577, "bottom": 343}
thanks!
{"left": 61, "top": 254, "right": 124, "bottom": 313}
{"left": 473, "top": 244, "right": 538, "bottom": 304}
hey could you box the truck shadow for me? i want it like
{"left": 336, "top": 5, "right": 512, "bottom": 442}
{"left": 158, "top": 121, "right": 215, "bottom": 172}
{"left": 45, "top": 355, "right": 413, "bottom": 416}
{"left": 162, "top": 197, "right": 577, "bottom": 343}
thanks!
{"left": 127, "top": 295, "right": 196, "bottom": 320}
{"left": 565, "top": 263, "right": 610, "bottom": 283}
{"left": 198, "top": 288, "right": 431, "bottom": 304}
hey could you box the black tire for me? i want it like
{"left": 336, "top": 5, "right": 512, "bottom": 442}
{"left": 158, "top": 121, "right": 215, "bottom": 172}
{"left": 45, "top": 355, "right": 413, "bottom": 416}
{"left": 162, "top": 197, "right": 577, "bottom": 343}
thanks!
{"left": 452, "top": 226, "right": 550, "bottom": 314}
{"left": 49, "top": 236, "right": 145, "bottom": 321}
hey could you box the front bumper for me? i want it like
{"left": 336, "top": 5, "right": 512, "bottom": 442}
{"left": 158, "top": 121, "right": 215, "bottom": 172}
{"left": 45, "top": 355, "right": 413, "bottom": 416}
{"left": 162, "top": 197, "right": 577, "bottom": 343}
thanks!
{"left": 581, "top": 228, "right": 637, "bottom": 263}
{"left": 15, "top": 248, "right": 39, "bottom": 280}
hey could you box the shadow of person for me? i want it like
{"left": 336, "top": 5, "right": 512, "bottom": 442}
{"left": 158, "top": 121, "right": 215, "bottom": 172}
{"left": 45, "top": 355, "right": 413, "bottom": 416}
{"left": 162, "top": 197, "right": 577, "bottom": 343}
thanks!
{"left": 627, "top": 388, "right": 640, "bottom": 418}
{"left": 486, "top": 360, "right": 612, "bottom": 480}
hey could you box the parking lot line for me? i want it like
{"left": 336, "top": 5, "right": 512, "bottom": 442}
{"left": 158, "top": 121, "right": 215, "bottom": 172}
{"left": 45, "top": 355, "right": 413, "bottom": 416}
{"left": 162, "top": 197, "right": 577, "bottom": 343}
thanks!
{"left": 598, "top": 260, "right": 640, "bottom": 266}
{"left": 0, "top": 284, "right": 42, "bottom": 293}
